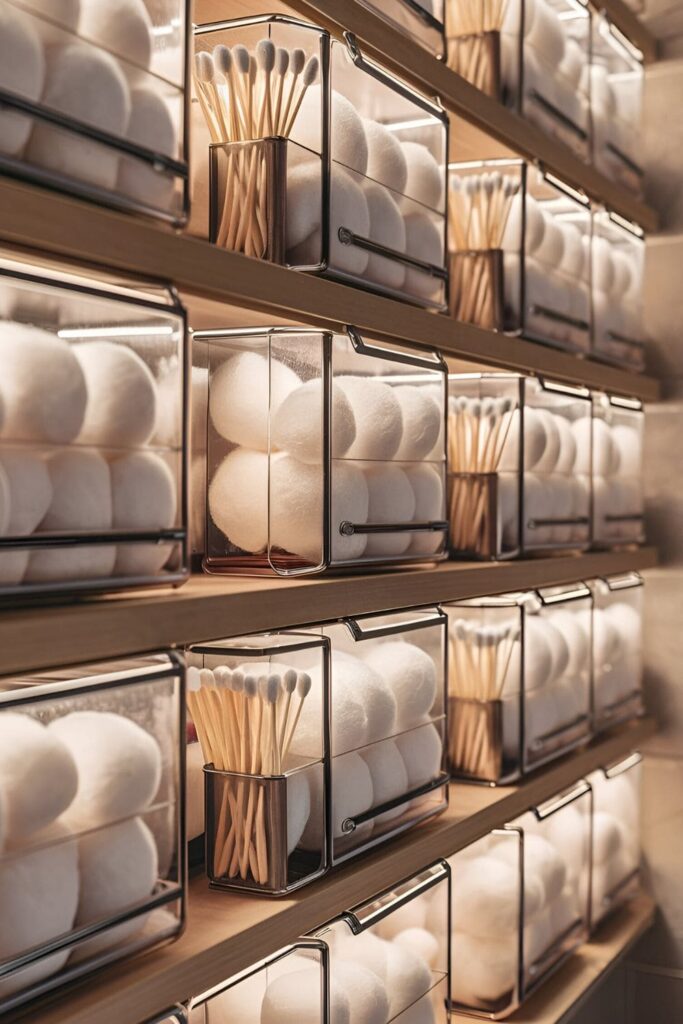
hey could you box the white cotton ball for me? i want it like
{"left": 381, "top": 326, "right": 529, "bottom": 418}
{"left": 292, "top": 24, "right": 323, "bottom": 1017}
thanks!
{"left": 0, "top": 451, "right": 52, "bottom": 535}
{"left": 363, "top": 118, "right": 408, "bottom": 194}
{"left": 26, "top": 44, "right": 131, "bottom": 191}
{"left": 80, "top": 0, "right": 153, "bottom": 69}
{"left": 361, "top": 739, "right": 408, "bottom": 825}
{"left": 290, "top": 654, "right": 366, "bottom": 757}
{"left": 377, "top": 901, "right": 427, "bottom": 940}
{"left": 549, "top": 611, "right": 589, "bottom": 677}
{"left": 450, "top": 931, "right": 517, "bottom": 1004}
{"left": 0, "top": 822, "right": 79, "bottom": 1000}
{"left": 523, "top": 407, "right": 550, "bottom": 470}
{"left": 541, "top": 617, "right": 571, "bottom": 680}
{"left": 0, "top": 4, "right": 45, "bottom": 157}
{"left": 571, "top": 417, "right": 617, "bottom": 476}
{"left": 329, "top": 168, "right": 371, "bottom": 276}
{"left": 394, "top": 722, "right": 442, "bottom": 788}
{"left": 553, "top": 414, "right": 577, "bottom": 473}
{"left": 73, "top": 817, "right": 157, "bottom": 959}
{"left": 0, "top": 713, "right": 78, "bottom": 842}
{"left": 337, "top": 377, "right": 403, "bottom": 461}
{"left": 300, "top": 751, "right": 374, "bottom": 847}
{"left": 534, "top": 216, "right": 565, "bottom": 267}
{"left": 271, "top": 379, "right": 355, "bottom": 462}
{"left": 524, "top": 907, "right": 553, "bottom": 966}
{"left": 286, "top": 160, "right": 323, "bottom": 250}
{"left": 208, "top": 449, "right": 266, "bottom": 553}
{"left": 270, "top": 456, "right": 324, "bottom": 564}
{"left": 523, "top": 834, "right": 567, "bottom": 903}
{"left": 533, "top": 409, "right": 561, "bottom": 473}
{"left": 74, "top": 341, "right": 157, "bottom": 448}
{"left": 287, "top": 771, "right": 311, "bottom": 855}
{"left": 262, "top": 966, "right": 350, "bottom": 1024}
{"left": 611, "top": 249, "right": 634, "bottom": 296}
{"left": 403, "top": 212, "right": 443, "bottom": 302}
{"left": 48, "top": 711, "right": 162, "bottom": 829}
{"left": 111, "top": 451, "right": 177, "bottom": 576}
{"left": 524, "top": 615, "right": 554, "bottom": 690}
{"left": 503, "top": 193, "right": 546, "bottom": 255}
{"left": 558, "top": 223, "right": 584, "bottom": 278}
{"left": 363, "top": 464, "right": 416, "bottom": 557}
{"left": 118, "top": 88, "right": 177, "bottom": 208}
{"left": 331, "top": 961, "right": 389, "bottom": 1024}
{"left": 593, "top": 811, "right": 621, "bottom": 865}
{"left": 363, "top": 182, "right": 406, "bottom": 290}
{"left": 401, "top": 142, "right": 443, "bottom": 211}
{"left": 394, "top": 386, "right": 442, "bottom": 461}
{"left": 209, "top": 351, "right": 300, "bottom": 451}
{"left": 394, "top": 927, "right": 440, "bottom": 968}
{"left": 612, "top": 424, "right": 641, "bottom": 476}
{"left": 289, "top": 165, "right": 372, "bottom": 277}
{"left": 42, "top": 449, "right": 112, "bottom": 532}
{"left": 605, "top": 601, "right": 641, "bottom": 648}
{"left": 452, "top": 855, "right": 523, "bottom": 936}
{"left": 0, "top": 323, "right": 87, "bottom": 444}
{"left": 364, "top": 641, "right": 437, "bottom": 729}
{"left": 337, "top": 652, "right": 397, "bottom": 744}
{"left": 331, "top": 460, "right": 370, "bottom": 562}
{"left": 404, "top": 463, "right": 444, "bottom": 557}
{"left": 357, "top": 937, "right": 432, "bottom": 1018}
{"left": 294, "top": 87, "right": 368, "bottom": 175}
{"left": 593, "top": 236, "right": 615, "bottom": 294}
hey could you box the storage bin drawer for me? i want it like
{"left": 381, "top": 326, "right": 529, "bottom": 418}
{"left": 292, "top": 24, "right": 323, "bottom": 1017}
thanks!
{"left": 591, "top": 394, "right": 644, "bottom": 548}
{"left": 591, "top": 15, "right": 643, "bottom": 195}
{"left": 590, "top": 574, "right": 644, "bottom": 732}
{"left": 592, "top": 212, "right": 645, "bottom": 371}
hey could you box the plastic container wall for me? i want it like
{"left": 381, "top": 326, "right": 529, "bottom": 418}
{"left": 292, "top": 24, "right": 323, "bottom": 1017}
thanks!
{"left": 591, "top": 394, "right": 644, "bottom": 548}
{"left": 592, "top": 212, "right": 645, "bottom": 371}
{"left": 591, "top": 16, "right": 644, "bottom": 195}
{"left": 590, "top": 574, "right": 644, "bottom": 732}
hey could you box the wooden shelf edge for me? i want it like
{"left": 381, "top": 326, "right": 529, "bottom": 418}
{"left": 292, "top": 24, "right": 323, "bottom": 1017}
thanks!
{"left": 0, "top": 178, "right": 659, "bottom": 402}
{"left": 7, "top": 717, "right": 655, "bottom": 1024}
{"left": 285, "top": 0, "right": 658, "bottom": 228}
{"left": 0, "top": 548, "right": 658, "bottom": 676}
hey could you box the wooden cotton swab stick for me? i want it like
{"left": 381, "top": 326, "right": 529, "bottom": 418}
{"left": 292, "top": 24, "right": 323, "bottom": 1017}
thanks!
{"left": 283, "top": 672, "right": 313, "bottom": 760}
{"left": 284, "top": 55, "right": 320, "bottom": 137}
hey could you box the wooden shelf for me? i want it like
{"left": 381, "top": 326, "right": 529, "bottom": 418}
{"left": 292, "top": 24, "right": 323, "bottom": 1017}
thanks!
{"left": 6, "top": 717, "right": 655, "bottom": 1024}
{"left": 451, "top": 894, "right": 655, "bottom": 1023}
{"left": 0, "top": 548, "right": 657, "bottom": 675}
{"left": 0, "top": 178, "right": 659, "bottom": 402}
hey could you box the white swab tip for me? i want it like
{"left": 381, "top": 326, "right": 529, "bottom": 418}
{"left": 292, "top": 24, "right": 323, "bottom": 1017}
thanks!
{"left": 256, "top": 38, "right": 276, "bottom": 72}
{"left": 290, "top": 48, "right": 306, "bottom": 74}
{"left": 199, "top": 667, "right": 216, "bottom": 687}
{"left": 297, "top": 672, "right": 312, "bottom": 698}
{"left": 187, "top": 666, "right": 202, "bottom": 691}
{"left": 233, "top": 44, "right": 250, "bottom": 74}
{"left": 213, "top": 44, "right": 232, "bottom": 75}
{"left": 302, "top": 55, "right": 319, "bottom": 86}
{"left": 283, "top": 668, "right": 298, "bottom": 692}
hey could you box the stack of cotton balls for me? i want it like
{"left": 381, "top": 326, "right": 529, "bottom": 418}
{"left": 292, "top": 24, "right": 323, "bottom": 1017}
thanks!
{"left": 0, "top": 0, "right": 179, "bottom": 210}
{"left": 0, "top": 324, "right": 178, "bottom": 588}
{"left": 502, "top": 193, "right": 590, "bottom": 350}
{"left": 286, "top": 86, "right": 444, "bottom": 302}
{"left": 207, "top": 349, "right": 445, "bottom": 566}
{"left": 593, "top": 235, "right": 644, "bottom": 362}
{"left": 288, "top": 642, "right": 443, "bottom": 850}
{"left": 590, "top": 770, "right": 640, "bottom": 923}
{"left": 0, "top": 708, "right": 163, "bottom": 998}
{"left": 588, "top": 61, "right": 641, "bottom": 185}
{"left": 590, "top": 414, "right": 643, "bottom": 544}
{"left": 593, "top": 598, "right": 642, "bottom": 720}
{"left": 449, "top": 814, "right": 587, "bottom": 1009}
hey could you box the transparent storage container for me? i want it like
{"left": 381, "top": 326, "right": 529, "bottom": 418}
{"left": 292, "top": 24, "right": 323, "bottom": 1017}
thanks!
{"left": 0, "top": 653, "right": 185, "bottom": 1014}
{"left": 185, "top": 862, "right": 451, "bottom": 1024}
{"left": 192, "top": 15, "right": 448, "bottom": 308}
{"left": 448, "top": 781, "right": 591, "bottom": 1018}
{"left": 445, "top": 585, "right": 592, "bottom": 783}
{"left": 0, "top": 0, "right": 190, "bottom": 222}
{"left": 447, "top": 373, "right": 592, "bottom": 559}
{"left": 360, "top": 0, "right": 445, "bottom": 54}
{"left": 591, "top": 394, "right": 644, "bottom": 548}
{"left": 592, "top": 211, "right": 645, "bottom": 371}
{"left": 446, "top": 0, "right": 591, "bottom": 158}
{"left": 0, "top": 252, "right": 188, "bottom": 597}
{"left": 587, "top": 752, "right": 642, "bottom": 929}
{"left": 196, "top": 326, "right": 448, "bottom": 576}
{"left": 590, "top": 574, "right": 644, "bottom": 733}
{"left": 448, "top": 160, "right": 591, "bottom": 354}
{"left": 591, "top": 16, "right": 644, "bottom": 196}
{"left": 187, "top": 607, "right": 448, "bottom": 892}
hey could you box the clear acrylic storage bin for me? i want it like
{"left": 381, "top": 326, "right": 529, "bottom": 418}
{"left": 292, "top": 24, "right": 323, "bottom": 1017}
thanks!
{"left": 448, "top": 160, "right": 591, "bottom": 354}
{"left": 192, "top": 15, "right": 448, "bottom": 308}
{"left": 196, "top": 326, "right": 448, "bottom": 576}
{"left": 0, "top": 654, "right": 185, "bottom": 1013}
{"left": 591, "top": 16, "right": 643, "bottom": 195}
{"left": 187, "top": 607, "right": 448, "bottom": 892}
{"left": 360, "top": 0, "right": 445, "bottom": 54}
{"left": 186, "top": 862, "right": 450, "bottom": 1023}
{"left": 0, "top": 253, "right": 188, "bottom": 597}
{"left": 592, "top": 211, "right": 645, "bottom": 371}
{"left": 445, "top": 584, "right": 592, "bottom": 783}
{"left": 446, "top": 0, "right": 591, "bottom": 158}
{"left": 448, "top": 781, "right": 591, "bottom": 1018}
{"left": 590, "top": 575, "right": 644, "bottom": 733}
{"left": 0, "top": 0, "right": 190, "bottom": 222}
{"left": 591, "top": 394, "right": 644, "bottom": 548}
{"left": 447, "top": 373, "right": 592, "bottom": 559}
{"left": 587, "top": 753, "right": 642, "bottom": 929}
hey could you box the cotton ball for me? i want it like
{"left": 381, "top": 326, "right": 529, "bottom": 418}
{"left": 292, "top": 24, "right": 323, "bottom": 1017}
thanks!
{"left": 0, "top": 451, "right": 51, "bottom": 535}
{"left": 209, "top": 449, "right": 266, "bottom": 553}
{"left": 118, "top": 88, "right": 177, "bottom": 208}
{"left": 452, "top": 855, "right": 523, "bottom": 936}
{"left": 558, "top": 223, "right": 584, "bottom": 278}
{"left": 592, "top": 236, "right": 615, "bottom": 294}
{"left": 533, "top": 410, "right": 561, "bottom": 472}
{"left": 524, "top": 907, "right": 553, "bottom": 966}
{"left": 289, "top": 655, "right": 367, "bottom": 757}
{"left": 605, "top": 601, "right": 641, "bottom": 648}
{"left": 523, "top": 833, "right": 567, "bottom": 903}
{"left": 541, "top": 617, "right": 571, "bottom": 680}
{"left": 209, "top": 351, "right": 300, "bottom": 450}
{"left": 337, "top": 652, "right": 397, "bottom": 744}
{"left": 403, "top": 212, "right": 443, "bottom": 302}
{"left": 553, "top": 414, "right": 577, "bottom": 473}
{"left": 394, "top": 722, "right": 443, "bottom": 788}
{"left": 80, "top": 0, "right": 153, "bottom": 69}
{"left": 290, "top": 166, "right": 372, "bottom": 277}
{"left": 376, "top": 900, "right": 426, "bottom": 940}
{"left": 524, "top": 616, "right": 554, "bottom": 690}
{"left": 363, "top": 118, "right": 408, "bottom": 194}
{"left": 369, "top": 940, "right": 432, "bottom": 1018}
{"left": 269, "top": 455, "right": 326, "bottom": 564}
{"left": 74, "top": 341, "right": 157, "bottom": 448}
{"left": 331, "top": 460, "right": 370, "bottom": 562}
{"left": 549, "top": 611, "right": 589, "bottom": 677}
{"left": 593, "top": 811, "right": 621, "bottom": 865}
{"left": 262, "top": 966, "right": 350, "bottom": 1024}
{"left": 611, "top": 249, "right": 634, "bottom": 296}
{"left": 361, "top": 739, "right": 408, "bottom": 825}
{"left": 394, "top": 927, "right": 439, "bottom": 968}
{"left": 337, "top": 377, "right": 403, "bottom": 460}
{"left": 26, "top": 44, "right": 131, "bottom": 191}
{"left": 572, "top": 417, "right": 617, "bottom": 476}
{"left": 362, "top": 182, "right": 407, "bottom": 290}
{"left": 331, "top": 961, "right": 389, "bottom": 1024}
{"left": 73, "top": 817, "right": 157, "bottom": 959}
{"left": 111, "top": 451, "right": 177, "bottom": 576}
{"left": 0, "top": 324, "right": 87, "bottom": 444}
{"left": 39, "top": 448, "right": 112, "bottom": 542}
{"left": 0, "top": 4, "right": 45, "bottom": 157}
{"left": 523, "top": 407, "right": 550, "bottom": 470}
{"left": 0, "top": 713, "right": 78, "bottom": 842}
{"left": 364, "top": 641, "right": 437, "bottom": 729}
{"left": 271, "top": 380, "right": 355, "bottom": 462}
{"left": 286, "top": 160, "right": 323, "bottom": 250}
{"left": 0, "top": 822, "right": 79, "bottom": 999}
{"left": 393, "top": 387, "right": 442, "bottom": 461}
{"left": 404, "top": 464, "right": 444, "bottom": 557}
{"left": 612, "top": 424, "right": 642, "bottom": 476}
{"left": 401, "top": 142, "right": 443, "bottom": 211}
{"left": 363, "top": 464, "right": 416, "bottom": 557}
{"left": 48, "top": 712, "right": 162, "bottom": 829}
{"left": 294, "top": 87, "right": 368, "bottom": 175}
{"left": 450, "top": 931, "right": 517, "bottom": 1004}
{"left": 299, "top": 751, "right": 374, "bottom": 848}
{"left": 534, "top": 216, "right": 565, "bottom": 267}
{"left": 503, "top": 193, "right": 545, "bottom": 255}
